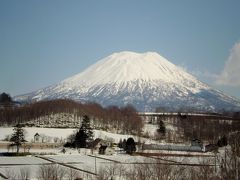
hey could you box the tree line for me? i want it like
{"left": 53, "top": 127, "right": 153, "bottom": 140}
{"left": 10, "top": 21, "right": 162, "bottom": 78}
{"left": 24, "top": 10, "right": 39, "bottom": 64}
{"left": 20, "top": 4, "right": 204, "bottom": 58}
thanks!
{"left": 0, "top": 99, "right": 143, "bottom": 134}
{"left": 177, "top": 114, "right": 240, "bottom": 143}
{"left": 151, "top": 112, "right": 240, "bottom": 144}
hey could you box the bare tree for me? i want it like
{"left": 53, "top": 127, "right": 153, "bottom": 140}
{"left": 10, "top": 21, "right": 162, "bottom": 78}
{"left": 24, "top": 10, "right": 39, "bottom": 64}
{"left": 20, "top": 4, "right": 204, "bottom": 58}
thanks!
{"left": 4, "top": 168, "right": 17, "bottom": 180}
{"left": 220, "top": 148, "right": 240, "bottom": 180}
{"left": 98, "top": 163, "right": 126, "bottom": 180}
{"left": 38, "top": 164, "right": 66, "bottom": 180}
{"left": 134, "top": 163, "right": 153, "bottom": 180}
{"left": 66, "top": 168, "right": 81, "bottom": 180}
{"left": 20, "top": 167, "right": 31, "bottom": 180}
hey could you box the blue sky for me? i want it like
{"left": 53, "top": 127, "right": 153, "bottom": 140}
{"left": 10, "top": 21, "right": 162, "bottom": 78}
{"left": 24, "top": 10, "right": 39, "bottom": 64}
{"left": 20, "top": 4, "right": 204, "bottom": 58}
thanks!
{"left": 0, "top": 1, "right": 240, "bottom": 98}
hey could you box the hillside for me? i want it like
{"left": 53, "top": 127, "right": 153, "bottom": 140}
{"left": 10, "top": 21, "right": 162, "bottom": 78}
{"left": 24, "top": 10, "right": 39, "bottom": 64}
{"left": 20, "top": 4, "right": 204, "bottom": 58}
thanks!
{"left": 0, "top": 99, "right": 143, "bottom": 135}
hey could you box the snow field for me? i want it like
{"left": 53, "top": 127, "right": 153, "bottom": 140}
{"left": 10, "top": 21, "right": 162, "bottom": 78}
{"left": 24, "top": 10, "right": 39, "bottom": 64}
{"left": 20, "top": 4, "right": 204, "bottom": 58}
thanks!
{"left": 0, "top": 127, "right": 142, "bottom": 144}
{"left": 0, "top": 127, "right": 159, "bottom": 148}
{"left": 0, "top": 156, "right": 50, "bottom": 180}
{"left": 0, "top": 151, "right": 218, "bottom": 179}
{"left": 0, "top": 154, "right": 148, "bottom": 179}
{"left": 0, "top": 126, "right": 220, "bottom": 179}
{"left": 0, "top": 127, "right": 76, "bottom": 142}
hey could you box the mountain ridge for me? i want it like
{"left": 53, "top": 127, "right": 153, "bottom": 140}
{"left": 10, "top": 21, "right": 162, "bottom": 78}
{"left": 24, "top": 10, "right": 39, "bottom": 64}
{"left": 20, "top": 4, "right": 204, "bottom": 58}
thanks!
{"left": 15, "top": 51, "right": 240, "bottom": 112}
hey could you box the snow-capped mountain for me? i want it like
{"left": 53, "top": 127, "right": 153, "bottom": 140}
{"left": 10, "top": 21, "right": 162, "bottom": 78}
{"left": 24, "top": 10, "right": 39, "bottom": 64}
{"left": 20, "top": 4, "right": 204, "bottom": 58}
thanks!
{"left": 15, "top": 51, "right": 240, "bottom": 112}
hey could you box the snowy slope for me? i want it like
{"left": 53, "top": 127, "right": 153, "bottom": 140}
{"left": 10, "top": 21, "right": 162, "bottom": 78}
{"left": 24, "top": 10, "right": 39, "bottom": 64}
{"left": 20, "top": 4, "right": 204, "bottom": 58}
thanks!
{"left": 0, "top": 127, "right": 150, "bottom": 144}
{"left": 15, "top": 51, "right": 240, "bottom": 112}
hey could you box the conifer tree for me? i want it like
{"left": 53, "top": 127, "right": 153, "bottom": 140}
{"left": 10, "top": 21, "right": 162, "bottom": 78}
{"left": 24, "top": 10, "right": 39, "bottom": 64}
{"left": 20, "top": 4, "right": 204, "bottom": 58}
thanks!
{"left": 122, "top": 139, "right": 127, "bottom": 150}
{"left": 118, "top": 139, "right": 123, "bottom": 148}
{"left": 10, "top": 124, "right": 26, "bottom": 153}
{"left": 0, "top": 92, "right": 12, "bottom": 103}
{"left": 125, "top": 137, "right": 136, "bottom": 154}
{"left": 75, "top": 115, "right": 93, "bottom": 148}
{"left": 157, "top": 120, "right": 166, "bottom": 136}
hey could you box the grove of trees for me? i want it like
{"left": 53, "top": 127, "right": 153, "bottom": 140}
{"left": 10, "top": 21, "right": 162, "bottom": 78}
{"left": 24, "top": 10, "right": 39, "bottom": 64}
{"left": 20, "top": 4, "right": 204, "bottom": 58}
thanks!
{"left": 0, "top": 99, "right": 143, "bottom": 135}
{"left": 177, "top": 115, "right": 240, "bottom": 143}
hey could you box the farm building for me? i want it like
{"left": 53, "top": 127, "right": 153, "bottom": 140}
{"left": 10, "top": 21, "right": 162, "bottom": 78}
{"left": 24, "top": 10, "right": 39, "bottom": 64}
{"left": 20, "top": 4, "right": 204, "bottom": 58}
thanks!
{"left": 142, "top": 143, "right": 203, "bottom": 152}
{"left": 90, "top": 138, "right": 115, "bottom": 155}
{"left": 33, "top": 133, "right": 42, "bottom": 143}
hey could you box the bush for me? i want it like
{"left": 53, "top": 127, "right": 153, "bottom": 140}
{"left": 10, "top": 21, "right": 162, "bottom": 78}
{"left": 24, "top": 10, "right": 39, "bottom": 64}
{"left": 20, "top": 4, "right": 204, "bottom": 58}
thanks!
{"left": 63, "top": 142, "right": 75, "bottom": 148}
{"left": 125, "top": 137, "right": 136, "bottom": 154}
{"left": 217, "top": 135, "right": 228, "bottom": 147}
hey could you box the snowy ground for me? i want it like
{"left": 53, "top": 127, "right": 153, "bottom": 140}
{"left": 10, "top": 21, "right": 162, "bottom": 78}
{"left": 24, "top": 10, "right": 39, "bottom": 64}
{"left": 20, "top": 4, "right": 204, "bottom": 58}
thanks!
{"left": 0, "top": 152, "right": 149, "bottom": 179}
{"left": 143, "top": 123, "right": 158, "bottom": 136}
{"left": 0, "top": 127, "right": 158, "bottom": 145}
{"left": 0, "top": 127, "right": 156, "bottom": 157}
{"left": 0, "top": 151, "right": 217, "bottom": 180}
{"left": 0, "top": 127, "right": 219, "bottom": 179}
{"left": 0, "top": 127, "right": 76, "bottom": 143}
{"left": 0, "top": 156, "right": 50, "bottom": 180}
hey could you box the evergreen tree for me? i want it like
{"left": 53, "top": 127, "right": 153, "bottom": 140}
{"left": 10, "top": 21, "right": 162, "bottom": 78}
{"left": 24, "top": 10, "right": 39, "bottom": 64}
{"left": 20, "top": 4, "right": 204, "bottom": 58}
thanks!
{"left": 10, "top": 124, "right": 26, "bottom": 153}
{"left": 0, "top": 92, "right": 12, "bottom": 103}
{"left": 125, "top": 137, "right": 136, "bottom": 154}
{"left": 118, "top": 139, "right": 123, "bottom": 149}
{"left": 217, "top": 135, "right": 228, "bottom": 147}
{"left": 75, "top": 115, "right": 93, "bottom": 148}
{"left": 122, "top": 139, "right": 127, "bottom": 150}
{"left": 157, "top": 120, "right": 166, "bottom": 136}
{"left": 75, "top": 128, "right": 86, "bottom": 148}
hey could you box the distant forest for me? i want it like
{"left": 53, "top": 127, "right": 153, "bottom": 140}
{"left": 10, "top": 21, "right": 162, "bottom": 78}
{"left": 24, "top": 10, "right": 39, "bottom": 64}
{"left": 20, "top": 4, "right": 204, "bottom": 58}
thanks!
{"left": 0, "top": 96, "right": 143, "bottom": 134}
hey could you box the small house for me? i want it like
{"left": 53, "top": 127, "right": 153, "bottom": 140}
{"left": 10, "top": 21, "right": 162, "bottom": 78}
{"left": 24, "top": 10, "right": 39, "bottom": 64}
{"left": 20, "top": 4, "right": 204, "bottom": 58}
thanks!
{"left": 34, "top": 133, "right": 41, "bottom": 143}
{"left": 90, "top": 138, "right": 113, "bottom": 149}
{"left": 204, "top": 144, "right": 218, "bottom": 152}
{"left": 191, "top": 139, "right": 202, "bottom": 147}
{"left": 99, "top": 145, "right": 107, "bottom": 154}
{"left": 90, "top": 138, "right": 115, "bottom": 155}
{"left": 99, "top": 144, "right": 114, "bottom": 155}
{"left": 142, "top": 143, "right": 203, "bottom": 152}
{"left": 89, "top": 138, "right": 102, "bottom": 149}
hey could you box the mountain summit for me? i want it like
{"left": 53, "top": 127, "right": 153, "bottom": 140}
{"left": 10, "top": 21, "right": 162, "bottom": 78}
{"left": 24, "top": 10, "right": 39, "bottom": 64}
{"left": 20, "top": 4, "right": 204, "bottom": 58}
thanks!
{"left": 15, "top": 51, "right": 240, "bottom": 112}
{"left": 64, "top": 51, "right": 202, "bottom": 85}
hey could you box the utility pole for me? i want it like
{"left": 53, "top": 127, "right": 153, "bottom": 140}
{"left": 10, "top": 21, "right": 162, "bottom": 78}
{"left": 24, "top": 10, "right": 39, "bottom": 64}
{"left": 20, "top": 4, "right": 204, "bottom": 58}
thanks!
{"left": 235, "top": 141, "right": 238, "bottom": 180}
{"left": 95, "top": 152, "right": 97, "bottom": 179}
{"left": 215, "top": 153, "right": 217, "bottom": 173}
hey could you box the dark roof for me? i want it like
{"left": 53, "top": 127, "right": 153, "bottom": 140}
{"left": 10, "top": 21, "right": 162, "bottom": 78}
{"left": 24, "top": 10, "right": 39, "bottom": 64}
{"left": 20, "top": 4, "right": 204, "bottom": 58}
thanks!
{"left": 34, "top": 133, "right": 40, "bottom": 136}
{"left": 99, "top": 145, "right": 108, "bottom": 151}
{"left": 89, "top": 138, "right": 102, "bottom": 148}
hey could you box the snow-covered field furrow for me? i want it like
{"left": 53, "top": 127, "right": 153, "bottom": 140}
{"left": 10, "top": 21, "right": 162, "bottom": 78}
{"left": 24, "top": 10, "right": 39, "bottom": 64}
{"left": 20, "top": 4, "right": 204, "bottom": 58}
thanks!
{"left": 0, "top": 153, "right": 218, "bottom": 180}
